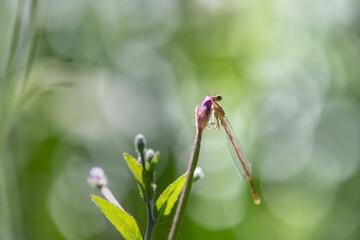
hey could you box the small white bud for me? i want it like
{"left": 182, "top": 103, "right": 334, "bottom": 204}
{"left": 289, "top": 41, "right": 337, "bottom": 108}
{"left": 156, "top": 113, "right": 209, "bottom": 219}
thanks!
{"left": 193, "top": 167, "right": 205, "bottom": 182}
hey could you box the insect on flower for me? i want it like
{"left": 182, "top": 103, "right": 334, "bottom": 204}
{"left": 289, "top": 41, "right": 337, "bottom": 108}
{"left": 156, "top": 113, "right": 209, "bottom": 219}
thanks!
{"left": 210, "top": 95, "right": 261, "bottom": 204}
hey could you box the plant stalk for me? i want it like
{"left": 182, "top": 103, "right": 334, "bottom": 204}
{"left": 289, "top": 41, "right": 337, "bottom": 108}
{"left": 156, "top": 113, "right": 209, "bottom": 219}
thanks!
{"left": 145, "top": 201, "right": 156, "bottom": 240}
{"left": 0, "top": 143, "right": 12, "bottom": 240}
{"left": 168, "top": 128, "right": 203, "bottom": 240}
{"left": 139, "top": 140, "right": 156, "bottom": 240}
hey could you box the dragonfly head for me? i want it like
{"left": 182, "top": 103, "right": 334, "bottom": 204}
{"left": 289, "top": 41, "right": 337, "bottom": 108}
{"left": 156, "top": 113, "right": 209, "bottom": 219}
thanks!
{"left": 211, "top": 95, "right": 222, "bottom": 102}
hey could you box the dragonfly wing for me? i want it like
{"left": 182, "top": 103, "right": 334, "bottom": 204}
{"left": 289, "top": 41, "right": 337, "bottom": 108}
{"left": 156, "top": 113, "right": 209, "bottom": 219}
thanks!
{"left": 224, "top": 117, "right": 252, "bottom": 179}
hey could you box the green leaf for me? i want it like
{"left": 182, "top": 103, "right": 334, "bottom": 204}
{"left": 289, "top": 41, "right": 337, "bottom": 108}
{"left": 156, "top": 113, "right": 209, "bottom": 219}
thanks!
{"left": 123, "top": 152, "right": 153, "bottom": 200}
{"left": 147, "top": 151, "right": 159, "bottom": 181}
{"left": 91, "top": 195, "right": 143, "bottom": 240}
{"left": 154, "top": 173, "right": 187, "bottom": 223}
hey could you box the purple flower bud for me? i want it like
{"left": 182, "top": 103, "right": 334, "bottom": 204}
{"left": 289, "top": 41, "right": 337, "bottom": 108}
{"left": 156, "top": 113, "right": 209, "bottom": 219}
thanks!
{"left": 135, "top": 134, "right": 147, "bottom": 154}
{"left": 196, "top": 96, "right": 212, "bottom": 130}
{"left": 88, "top": 166, "right": 108, "bottom": 188}
{"left": 146, "top": 149, "right": 155, "bottom": 162}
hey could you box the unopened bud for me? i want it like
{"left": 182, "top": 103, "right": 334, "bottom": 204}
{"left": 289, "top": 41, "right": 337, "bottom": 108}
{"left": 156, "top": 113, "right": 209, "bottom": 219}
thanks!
{"left": 88, "top": 166, "right": 108, "bottom": 189}
{"left": 193, "top": 167, "right": 205, "bottom": 182}
{"left": 135, "top": 134, "right": 147, "bottom": 154}
{"left": 146, "top": 149, "right": 155, "bottom": 162}
{"left": 196, "top": 96, "right": 212, "bottom": 130}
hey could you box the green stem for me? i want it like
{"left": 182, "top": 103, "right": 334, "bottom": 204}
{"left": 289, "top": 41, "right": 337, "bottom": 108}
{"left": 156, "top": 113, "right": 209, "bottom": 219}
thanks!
{"left": 139, "top": 142, "right": 156, "bottom": 239}
{"left": 3, "top": 0, "right": 22, "bottom": 84}
{"left": 168, "top": 128, "right": 203, "bottom": 240}
{"left": 0, "top": 142, "right": 12, "bottom": 240}
{"left": 145, "top": 201, "right": 155, "bottom": 240}
{"left": 22, "top": 0, "right": 39, "bottom": 91}
{"left": 140, "top": 150, "right": 146, "bottom": 172}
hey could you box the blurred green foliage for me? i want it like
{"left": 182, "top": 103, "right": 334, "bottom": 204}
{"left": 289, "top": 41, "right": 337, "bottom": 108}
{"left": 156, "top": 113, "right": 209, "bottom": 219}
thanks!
{"left": 1, "top": 0, "right": 360, "bottom": 239}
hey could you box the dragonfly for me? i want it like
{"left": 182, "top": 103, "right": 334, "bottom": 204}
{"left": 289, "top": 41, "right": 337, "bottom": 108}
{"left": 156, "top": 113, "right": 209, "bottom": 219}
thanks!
{"left": 210, "top": 95, "right": 261, "bottom": 204}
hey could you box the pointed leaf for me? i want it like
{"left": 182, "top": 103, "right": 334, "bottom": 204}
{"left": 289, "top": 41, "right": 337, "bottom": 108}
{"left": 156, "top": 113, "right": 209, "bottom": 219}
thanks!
{"left": 91, "top": 195, "right": 143, "bottom": 240}
{"left": 148, "top": 151, "right": 159, "bottom": 181}
{"left": 154, "top": 173, "right": 187, "bottom": 223}
{"left": 123, "top": 153, "right": 153, "bottom": 200}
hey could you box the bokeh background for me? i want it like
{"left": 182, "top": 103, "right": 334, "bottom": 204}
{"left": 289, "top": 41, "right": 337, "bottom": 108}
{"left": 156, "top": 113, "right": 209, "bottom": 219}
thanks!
{"left": 1, "top": 0, "right": 360, "bottom": 239}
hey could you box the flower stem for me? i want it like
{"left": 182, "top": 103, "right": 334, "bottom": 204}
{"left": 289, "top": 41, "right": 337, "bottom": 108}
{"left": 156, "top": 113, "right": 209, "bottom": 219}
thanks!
{"left": 140, "top": 150, "right": 146, "bottom": 171}
{"left": 145, "top": 201, "right": 156, "bottom": 240}
{"left": 168, "top": 128, "right": 203, "bottom": 240}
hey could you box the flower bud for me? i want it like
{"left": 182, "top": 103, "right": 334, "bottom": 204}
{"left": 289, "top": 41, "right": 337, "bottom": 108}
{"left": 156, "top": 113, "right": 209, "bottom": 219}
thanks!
{"left": 135, "top": 134, "right": 147, "bottom": 154}
{"left": 88, "top": 166, "right": 108, "bottom": 189}
{"left": 196, "top": 96, "right": 212, "bottom": 130}
{"left": 152, "top": 183, "right": 157, "bottom": 192}
{"left": 146, "top": 149, "right": 155, "bottom": 162}
{"left": 193, "top": 167, "right": 205, "bottom": 182}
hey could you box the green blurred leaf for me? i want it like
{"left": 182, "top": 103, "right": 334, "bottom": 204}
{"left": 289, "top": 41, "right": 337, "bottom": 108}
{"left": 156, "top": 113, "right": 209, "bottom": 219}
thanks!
{"left": 123, "top": 152, "right": 153, "bottom": 201}
{"left": 0, "top": 63, "right": 73, "bottom": 135}
{"left": 154, "top": 173, "right": 187, "bottom": 223}
{"left": 91, "top": 195, "right": 143, "bottom": 240}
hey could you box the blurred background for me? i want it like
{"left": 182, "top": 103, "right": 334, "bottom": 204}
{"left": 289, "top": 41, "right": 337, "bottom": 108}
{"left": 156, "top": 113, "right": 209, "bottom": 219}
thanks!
{"left": 1, "top": 0, "right": 360, "bottom": 239}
